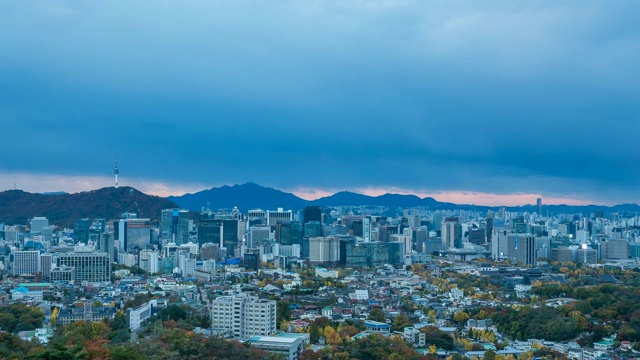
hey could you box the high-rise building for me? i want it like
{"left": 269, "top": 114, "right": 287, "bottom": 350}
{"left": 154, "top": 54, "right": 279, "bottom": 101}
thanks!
{"left": 249, "top": 226, "right": 271, "bottom": 248}
{"left": 114, "top": 217, "right": 151, "bottom": 253}
{"left": 210, "top": 294, "right": 276, "bottom": 339}
{"left": 506, "top": 234, "right": 536, "bottom": 265}
{"left": 40, "top": 253, "right": 53, "bottom": 279}
{"left": 222, "top": 220, "right": 240, "bottom": 251}
{"left": 243, "top": 250, "right": 260, "bottom": 271}
{"left": 599, "top": 240, "right": 629, "bottom": 260}
{"left": 468, "top": 227, "right": 486, "bottom": 245}
{"left": 367, "top": 242, "right": 389, "bottom": 267}
{"left": 29, "top": 217, "right": 49, "bottom": 234}
{"left": 303, "top": 206, "right": 322, "bottom": 224}
{"left": 198, "top": 218, "right": 222, "bottom": 246}
{"left": 74, "top": 218, "right": 91, "bottom": 244}
{"left": 537, "top": 198, "right": 543, "bottom": 215}
{"left": 13, "top": 250, "right": 41, "bottom": 276}
{"left": 308, "top": 237, "right": 339, "bottom": 265}
{"left": 161, "top": 209, "right": 190, "bottom": 245}
{"left": 491, "top": 229, "right": 512, "bottom": 260}
{"left": 139, "top": 250, "right": 159, "bottom": 274}
{"left": 276, "top": 221, "right": 302, "bottom": 246}
{"left": 266, "top": 208, "right": 292, "bottom": 227}
{"left": 57, "top": 250, "right": 111, "bottom": 283}
{"left": 441, "top": 217, "right": 462, "bottom": 249}
{"left": 303, "top": 222, "right": 323, "bottom": 238}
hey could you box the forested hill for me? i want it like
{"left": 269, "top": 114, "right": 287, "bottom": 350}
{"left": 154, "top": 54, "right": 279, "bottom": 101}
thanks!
{"left": 0, "top": 186, "right": 176, "bottom": 226}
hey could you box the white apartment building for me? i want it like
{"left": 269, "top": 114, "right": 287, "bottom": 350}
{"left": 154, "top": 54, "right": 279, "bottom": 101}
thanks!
{"left": 211, "top": 294, "right": 276, "bottom": 340}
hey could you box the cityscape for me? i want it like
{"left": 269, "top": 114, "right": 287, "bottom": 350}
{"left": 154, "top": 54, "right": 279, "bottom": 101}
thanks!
{"left": 2, "top": 177, "right": 640, "bottom": 360}
{"left": 1, "top": 1, "right": 640, "bottom": 360}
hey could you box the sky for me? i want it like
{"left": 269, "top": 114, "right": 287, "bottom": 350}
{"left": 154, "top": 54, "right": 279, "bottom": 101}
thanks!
{"left": 0, "top": 1, "right": 639, "bottom": 206}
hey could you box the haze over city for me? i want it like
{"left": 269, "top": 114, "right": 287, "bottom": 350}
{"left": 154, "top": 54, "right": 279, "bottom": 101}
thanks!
{"left": 1, "top": 1, "right": 639, "bottom": 205}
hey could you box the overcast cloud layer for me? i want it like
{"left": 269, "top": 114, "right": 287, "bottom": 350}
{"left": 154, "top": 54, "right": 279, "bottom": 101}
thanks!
{"left": 0, "top": 1, "right": 639, "bottom": 205}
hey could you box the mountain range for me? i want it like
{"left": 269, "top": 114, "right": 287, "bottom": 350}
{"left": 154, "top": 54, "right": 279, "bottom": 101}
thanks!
{"left": 169, "top": 182, "right": 640, "bottom": 214}
{"left": 1, "top": 183, "right": 639, "bottom": 226}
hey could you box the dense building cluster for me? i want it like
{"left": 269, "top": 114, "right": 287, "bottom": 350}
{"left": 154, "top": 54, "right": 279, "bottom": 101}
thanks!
{"left": 3, "top": 196, "right": 640, "bottom": 359}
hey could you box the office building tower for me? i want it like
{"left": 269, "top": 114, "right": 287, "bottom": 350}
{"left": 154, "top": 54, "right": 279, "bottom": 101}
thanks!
{"left": 248, "top": 209, "right": 267, "bottom": 225}
{"left": 139, "top": 250, "right": 159, "bottom": 274}
{"left": 210, "top": 294, "right": 276, "bottom": 339}
{"left": 249, "top": 226, "right": 271, "bottom": 248}
{"left": 57, "top": 250, "right": 111, "bottom": 283}
{"left": 243, "top": 250, "right": 260, "bottom": 271}
{"left": 308, "top": 237, "right": 339, "bottom": 266}
{"left": 551, "top": 247, "right": 575, "bottom": 263}
{"left": 222, "top": 220, "right": 240, "bottom": 251}
{"left": 345, "top": 243, "right": 368, "bottom": 267}
{"left": 537, "top": 198, "right": 542, "bottom": 215}
{"left": 114, "top": 217, "right": 151, "bottom": 253}
{"left": 491, "top": 229, "right": 511, "bottom": 260}
{"left": 89, "top": 219, "right": 106, "bottom": 250}
{"left": 468, "top": 227, "right": 486, "bottom": 245}
{"left": 161, "top": 209, "right": 189, "bottom": 245}
{"left": 40, "top": 253, "right": 53, "bottom": 279}
{"left": 303, "top": 206, "right": 322, "bottom": 224}
{"left": 337, "top": 236, "right": 356, "bottom": 266}
{"left": 576, "top": 247, "right": 597, "bottom": 264}
{"left": 388, "top": 241, "right": 404, "bottom": 266}
{"left": 486, "top": 211, "right": 494, "bottom": 243}
{"left": 378, "top": 225, "right": 398, "bottom": 243}
{"left": 390, "top": 233, "right": 412, "bottom": 256}
{"left": 266, "top": 208, "right": 292, "bottom": 226}
{"left": 13, "top": 250, "right": 41, "bottom": 276}
{"left": 441, "top": 217, "right": 462, "bottom": 249}
{"left": 362, "top": 217, "right": 372, "bottom": 243}
{"left": 276, "top": 221, "right": 302, "bottom": 246}
{"left": 198, "top": 218, "right": 222, "bottom": 246}
{"left": 74, "top": 218, "right": 90, "bottom": 244}
{"left": 29, "top": 217, "right": 49, "bottom": 234}
{"left": 432, "top": 212, "right": 443, "bottom": 231}
{"left": 303, "top": 221, "right": 323, "bottom": 238}
{"left": 367, "top": 242, "right": 389, "bottom": 267}
{"left": 506, "top": 234, "right": 536, "bottom": 265}
{"left": 600, "top": 240, "right": 629, "bottom": 260}
{"left": 200, "top": 243, "right": 220, "bottom": 260}
{"left": 198, "top": 218, "right": 240, "bottom": 252}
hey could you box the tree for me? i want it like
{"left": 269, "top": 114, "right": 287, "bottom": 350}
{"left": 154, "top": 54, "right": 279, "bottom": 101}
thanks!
{"left": 325, "top": 326, "right": 343, "bottom": 346}
{"left": 391, "top": 315, "right": 412, "bottom": 332}
{"left": 368, "top": 308, "right": 386, "bottom": 323}
{"left": 309, "top": 324, "right": 321, "bottom": 344}
{"left": 484, "top": 350, "right": 497, "bottom": 360}
{"left": 427, "top": 309, "right": 436, "bottom": 324}
{"left": 338, "top": 325, "right": 359, "bottom": 340}
{"left": 280, "top": 319, "right": 289, "bottom": 332}
{"left": 454, "top": 311, "right": 469, "bottom": 324}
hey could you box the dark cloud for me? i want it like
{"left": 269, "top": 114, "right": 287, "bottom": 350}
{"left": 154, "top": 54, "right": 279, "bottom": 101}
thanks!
{"left": 0, "top": 1, "right": 639, "bottom": 204}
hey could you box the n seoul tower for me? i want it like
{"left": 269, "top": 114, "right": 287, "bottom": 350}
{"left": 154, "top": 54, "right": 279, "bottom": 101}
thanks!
{"left": 114, "top": 157, "right": 119, "bottom": 188}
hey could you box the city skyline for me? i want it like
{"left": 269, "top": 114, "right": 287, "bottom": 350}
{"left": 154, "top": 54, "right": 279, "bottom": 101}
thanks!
{"left": 1, "top": 1, "right": 639, "bottom": 206}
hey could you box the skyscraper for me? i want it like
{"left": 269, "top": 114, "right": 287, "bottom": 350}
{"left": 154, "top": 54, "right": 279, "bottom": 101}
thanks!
{"left": 303, "top": 206, "right": 322, "bottom": 224}
{"left": 161, "top": 209, "right": 190, "bottom": 245}
{"left": 276, "top": 221, "right": 302, "bottom": 246}
{"left": 441, "top": 217, "right": 462, "bottom": 249}
{"left": 507, "top": 234, "right": 536, "bottom": 265}
{"left": 114, "top": 217, "right": 151, "bottom": 253}
{"left": 537, "top": 198, "right": 542, "bottom": 215}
